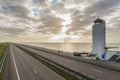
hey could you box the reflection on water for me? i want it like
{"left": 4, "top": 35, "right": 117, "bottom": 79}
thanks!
{"left": 21, "top": 42, "right": 120, "bottom": 52}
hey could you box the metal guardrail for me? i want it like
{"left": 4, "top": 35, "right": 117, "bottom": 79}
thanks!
{"left": 36, "top": 55, "right": 84, "bottom": 80}
{"left": 27, "top": 45, "right": 120, "bottom": 72}
{"left": 0, "top": 47, "right": 8, "bottom": 73}
{"left": 16, "top": 45, "right": 102, "bottom": 80}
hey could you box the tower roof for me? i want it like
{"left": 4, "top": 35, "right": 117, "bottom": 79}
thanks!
{"left": 94, "top": 18, "right": 105, "bottom": 24}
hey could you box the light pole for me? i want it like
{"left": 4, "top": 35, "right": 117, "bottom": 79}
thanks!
{"left": 64, "top": 37, "right": 66, "bottom": 52}
{"left": 63, "top": 35, "right": 68, "bottom": 52}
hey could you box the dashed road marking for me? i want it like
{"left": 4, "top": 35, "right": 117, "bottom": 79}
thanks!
{"left": 33, "top": 69, "right": 37, "bottom": 74}
{"left": 92, "top": 68, "right": 103, "bottom": 74}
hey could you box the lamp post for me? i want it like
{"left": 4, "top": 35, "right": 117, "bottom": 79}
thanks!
{"left": 64, "top": 37, "right": 66, "bottom": 52}
{"left": 63, "top": 34, "right": 68, "bottom": 52}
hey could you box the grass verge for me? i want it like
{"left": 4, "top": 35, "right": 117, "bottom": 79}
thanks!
{"left": 0, "top": 43, "right": 8, "bottom": 80}
{"left": 0, "top": 43, "right": 8, "bottom": 60}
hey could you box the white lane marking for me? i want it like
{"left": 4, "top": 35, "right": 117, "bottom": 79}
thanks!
{"left": 33, "top": 69, "right": 37, "bottom": 74}
{"left": 65, "top": 60, "right": 71, "bottom": 62}
{"left": 92, "top": 68, "right": 103, "bottom": 74}
{"left": 11, "top": 47, "right": 21, "bottom": 80}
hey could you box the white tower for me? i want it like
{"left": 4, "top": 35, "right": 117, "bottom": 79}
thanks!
{"left": 92, "top": 18, "right": 106, "bottom": 60}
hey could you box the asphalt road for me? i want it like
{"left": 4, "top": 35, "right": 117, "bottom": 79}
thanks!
{"left": 17, "top": 44, "right": 120, "bottom": 80}
{"left": 2, "top": 44, "right": 65, "bottom": 80}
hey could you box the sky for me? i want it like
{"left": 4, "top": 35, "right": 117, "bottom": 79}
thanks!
{"left": 0, "top": 0, "right": 120, "bottom": 43}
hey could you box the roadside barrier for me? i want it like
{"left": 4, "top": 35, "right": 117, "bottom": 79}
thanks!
{"left": 0, "top": 47, "right": 8, "bottom": 73}
{"left": 16, "top": 45, "right": 102, "bottom": 80}
{"left": 23, "top": 45, "right": 120, "bottom": 72}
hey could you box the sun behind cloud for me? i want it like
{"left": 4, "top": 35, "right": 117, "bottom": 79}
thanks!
{"left": 0, "top": 0, "right": 120, "bottom": 43}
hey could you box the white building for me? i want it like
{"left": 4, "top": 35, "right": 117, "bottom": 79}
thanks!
{"left": 92, "top": 18, "right": 106, "bottom": 60}
{"left": 106, "top": 51, "right": 117, "bottom": 60}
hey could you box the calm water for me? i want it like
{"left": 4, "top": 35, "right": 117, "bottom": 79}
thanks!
{"left": 21, "top": 42, "right": 120, "bottom": 52}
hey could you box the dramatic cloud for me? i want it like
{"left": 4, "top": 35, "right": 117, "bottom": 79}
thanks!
{"left": 37, "top": 15, "right": 63, "bottom": 34}
{"left": 0, "top": 27, "right": 28, "bottom": 36}
{"left": 85, "top": 0, "right": 120, "bottom": 16}
{"left": 2, "top": 5, "right": 29, "bottom": 18}
{"left": 0, "top": 0, "right": 120, "bottom": 42}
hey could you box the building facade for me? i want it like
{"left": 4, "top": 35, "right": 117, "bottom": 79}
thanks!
{"left": 92, "top": 18, "right": 106, "bottom": 60}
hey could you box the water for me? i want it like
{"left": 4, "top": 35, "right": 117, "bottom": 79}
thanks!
{"left": 21, "top": 42, "right": 120, "bottom": 52}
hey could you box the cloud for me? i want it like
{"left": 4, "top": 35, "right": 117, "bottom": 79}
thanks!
{"left": 85, "top": 0, "right": 120, "bottom": 16}
{"left": 0, "top": 0, "right": 38, "bottom": 22}
{"left": 67, "top": 0, "right": 120, "bottom": 36}
{"left": 37, "top": 15, "right": 63, "bottom": 34}
{"left": 1, "top": 4, "right": 31, "bottom": 20}
{"left": 32, "top": 0, "right": 47, "bottom": 5}
{"left": 52, "top": 3, "right": 66, "bottom": 14}
{"left": 106, "top": 28, "right": 120, "bottom": 43}
{"left": 0, "top": 0, "right": 120, "bottom": 42}
{"left": 0, "top": 27, "right": 28, "bottom": 36}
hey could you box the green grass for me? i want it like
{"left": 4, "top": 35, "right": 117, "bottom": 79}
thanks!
{"left": 0, "top": 43, "right": 8, "bottom": 80}
{"left": 0, "top": 43, "right": 8, "bottom": 60}
{"left": 16, "top": 46, "right": 79, "bottom": 80}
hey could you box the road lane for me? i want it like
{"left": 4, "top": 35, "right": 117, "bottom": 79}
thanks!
{"left": 2, "top": 45, "right": 20, "bottom": 80}
{"left": 17, "top": 44, "right": 120, "bottom": 80}
{"left": 11, "top": 46, "right": 20, "bottom": 80}
{"left": 2, "top": 44, "right": 65, "bottom": 80}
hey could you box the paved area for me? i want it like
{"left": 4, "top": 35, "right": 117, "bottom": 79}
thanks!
{"left": 18, "top": 44, "right": 120, "bottom": 80}
{"left": 2, "top": 44, "right": 64, "bottom": 80}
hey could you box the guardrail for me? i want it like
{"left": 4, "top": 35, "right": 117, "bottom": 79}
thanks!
{"left": 0, "top": 47, "right": 8, "bottom": 73}
{"left": 27, "top": 45, "right": 120, "bottom": 72}
{"left": 16, "top": 45, "right": 102, "bottom": 80}
{"left": 21, "top": 44, "right": 120, "bottom": 72}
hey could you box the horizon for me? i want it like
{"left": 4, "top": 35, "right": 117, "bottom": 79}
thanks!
{"left": 1, "top": 42, "right": 120, "bottom": 44}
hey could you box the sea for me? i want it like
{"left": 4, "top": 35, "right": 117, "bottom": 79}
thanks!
{"left": 21, "top": 42, "right": 120, "bottom": 53}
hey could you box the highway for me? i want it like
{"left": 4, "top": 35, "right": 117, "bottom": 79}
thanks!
{"left": 17, "top": 44, "right": 120, "bottom": 80}
{"left": 2, "top": 44, "right": 65, "bottom": 80}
